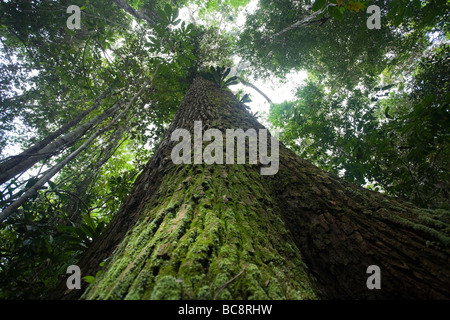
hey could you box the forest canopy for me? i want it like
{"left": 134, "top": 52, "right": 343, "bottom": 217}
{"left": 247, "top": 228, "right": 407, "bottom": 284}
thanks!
{"left": 0, "top": 0, "right": 448, "bottom": 299}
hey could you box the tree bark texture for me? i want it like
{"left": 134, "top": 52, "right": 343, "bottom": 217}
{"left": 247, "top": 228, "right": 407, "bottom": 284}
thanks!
{"left": 49, "top": 76, "right": 450, "bottom": 300}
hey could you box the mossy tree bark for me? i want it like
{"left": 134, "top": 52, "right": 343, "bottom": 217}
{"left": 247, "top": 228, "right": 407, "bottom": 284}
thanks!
{"left": 50, "top": 76, "right": 450, "bottom": 300}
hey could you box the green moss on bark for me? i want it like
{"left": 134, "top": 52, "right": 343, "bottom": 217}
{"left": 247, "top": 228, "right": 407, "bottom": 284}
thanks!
{"left": 80, "top": 78, "right": 321, "bottom": 300}
{"left": 83, "top": 162, "right": 319, "bottom": 300}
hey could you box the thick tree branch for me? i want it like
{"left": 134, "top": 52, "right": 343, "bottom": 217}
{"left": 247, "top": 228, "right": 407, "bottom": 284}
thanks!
{"left": 187, "top": 6, "right": 197, "bottom": 26}
{"left": 0, "top": 89, "right": 111, "bottom": 185}
{"left": 237, "top": 77, "right": 272, "bottom": 104}
{"left": 264, "top": 5, "right": 332, "bottom": 42}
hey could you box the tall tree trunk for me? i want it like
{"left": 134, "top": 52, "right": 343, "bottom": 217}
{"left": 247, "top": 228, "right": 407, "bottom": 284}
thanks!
{"left": 49, "top": 76, "right": 450, "bottom": 300}
{"left": 0, "top": 102, "right": 119, "bottom": 186}
{"left": 0, "top": 89, "right": 110, "bottom": 185}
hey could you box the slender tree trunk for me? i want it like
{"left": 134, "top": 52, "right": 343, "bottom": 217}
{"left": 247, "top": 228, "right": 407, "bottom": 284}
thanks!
{"left": 0, "top": 102, "right": 119, "bottom": 186}
{"left": 263, "top": 5, "right": 331, "bottom": 42}
{"left": 0, "top": 89, "right": 110, "bottom": 184}
{"left": 0, "top": 77, "right": 154, "bottom": 223}
{"left": 237, "top": 77, "right": 272, "bottom": 104}
{"left": 49, "top": 76, "right": 450, "bottom": 300}
{"left": 0, "top": 103, "right": 120, "bottom": 222}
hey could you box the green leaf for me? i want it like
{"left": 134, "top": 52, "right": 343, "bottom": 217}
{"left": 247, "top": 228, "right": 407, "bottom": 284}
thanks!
{"left": 222, "top": 68, "right": 231, "bottom": 78}
{"left": 224, "top": 79, "right": 239, "bottom": 87}
{"left": 224, "top": 76, "right": 239, "bottom": 86}
{"left": 48, "top": 180, "right": 57, "bottom": 190}
{"left": 420, "top": 94, "right": 435, "bottom": 107}
{"left": 83, "top": 276, "right": 95, "bottom": 284}
{"left": 156, "top": 8, "right": 166, "bottom": 20}
{"left": 164, "top": 4, "right": 172, "bottom": 18}
{"left": 384, "top": 106, "right": 391, "bottom": 119}
{"left": 328, "top": 5, "right": 344, "bottom": 20}
{"left": 83, "top": 215, "right": 96, "bottom": 231}
{"left": 25, "top": 178, "right": 39, "bottom": 189}
{"left": 156, "top": 8, "right": 170, "bottom": 25}
{"left": 153, "top": 24, "right": 164, "bottom": 36}
{"left": 172, "top": 8, "right": 179, "bottom": 20}
{"left": 312, "top": 0, "right": 327, "bottom": 12}
{"left": 393, "top": 12, "right": 404, "bottom": 26}
{"left": 412, "top": 0, "right": 421, "bottom": 9}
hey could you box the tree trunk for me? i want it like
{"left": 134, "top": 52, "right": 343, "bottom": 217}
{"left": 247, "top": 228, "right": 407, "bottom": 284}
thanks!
{"left": 49, "top": 76, "right": 450, "bottom": 300}
{"left": 0, "top": 102, "right": 119, "bottom": 186}
{"left": 0, "top": 89, "right": 110, "bottom": 184}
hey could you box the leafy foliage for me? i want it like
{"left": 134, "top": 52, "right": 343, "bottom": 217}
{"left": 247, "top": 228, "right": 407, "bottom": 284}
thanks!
{"left": 202, "top": 66, "right": 239, "bottom": 88}
{"left": 236, "top": 90, "right": 252, "bottom": 104}
{"left": 269, "top": 45, "right": 449, "bottom": 209}
{"left": 239, "top": 0, "right": 449, "bottom": 88}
